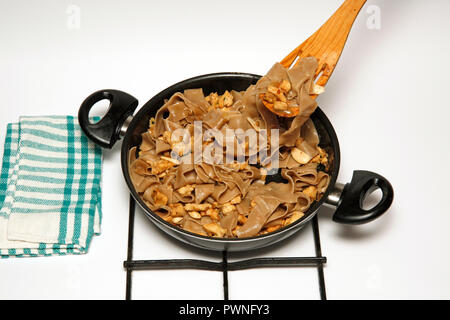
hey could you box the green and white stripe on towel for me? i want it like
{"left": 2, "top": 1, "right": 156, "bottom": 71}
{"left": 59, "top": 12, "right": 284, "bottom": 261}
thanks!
{"left": 0, "top": 116, "right": 102, "bottom": 257}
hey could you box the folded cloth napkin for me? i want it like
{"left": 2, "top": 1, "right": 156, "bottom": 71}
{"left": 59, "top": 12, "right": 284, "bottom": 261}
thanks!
{"left": 0, "top": 116, "right": 102, "bottom": 257}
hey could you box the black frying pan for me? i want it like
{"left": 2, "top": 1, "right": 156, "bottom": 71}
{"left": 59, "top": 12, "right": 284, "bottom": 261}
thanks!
{"left": 78, "top": 73, "right": 394, "bottom": 252}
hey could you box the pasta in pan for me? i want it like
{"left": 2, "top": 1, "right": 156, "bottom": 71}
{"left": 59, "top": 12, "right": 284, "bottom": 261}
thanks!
{"left": 129, "top": 57, "right": 330, "bottom": 238}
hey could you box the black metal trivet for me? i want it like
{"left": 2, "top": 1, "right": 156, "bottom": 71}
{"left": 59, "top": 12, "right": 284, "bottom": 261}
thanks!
{"left": 124, "top": 195, "right": 327, "bottom": 300}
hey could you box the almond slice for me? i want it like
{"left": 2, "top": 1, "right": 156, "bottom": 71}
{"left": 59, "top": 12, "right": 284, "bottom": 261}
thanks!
{"left": 291, "top": 148, "right": 312, "bottom": 164}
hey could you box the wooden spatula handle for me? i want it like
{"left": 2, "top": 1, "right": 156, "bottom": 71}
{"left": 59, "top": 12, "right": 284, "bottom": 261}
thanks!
{"left": 281, "top": 0, "right": 366, "bottom": 89}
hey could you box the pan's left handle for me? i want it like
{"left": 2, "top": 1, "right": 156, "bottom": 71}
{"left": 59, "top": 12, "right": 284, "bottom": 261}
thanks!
{"left": 78, "top": 89, "right": 138, "bottom": 149}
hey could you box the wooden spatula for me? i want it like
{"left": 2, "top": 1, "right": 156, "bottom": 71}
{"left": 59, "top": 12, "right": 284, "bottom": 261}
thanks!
{"left": 262, "top": 0, "right": 367, "bottom": 117}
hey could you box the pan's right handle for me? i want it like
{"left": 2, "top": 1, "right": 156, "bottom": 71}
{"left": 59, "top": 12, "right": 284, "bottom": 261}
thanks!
{"left": 325, "top": 170, "right": 394, "bottom": 224}
{"left": 78, "top": 89, "right": 138, "bottom": 149}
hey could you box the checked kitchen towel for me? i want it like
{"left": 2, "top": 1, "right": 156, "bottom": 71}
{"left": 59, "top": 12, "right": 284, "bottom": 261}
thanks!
{"left": 0, "top": 116, "right": 102, "bottom": 257}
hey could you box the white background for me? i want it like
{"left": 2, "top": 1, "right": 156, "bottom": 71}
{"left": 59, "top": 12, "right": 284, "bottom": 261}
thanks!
{"left": 0, "top": 0, "right": 449, "bottom": 300}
